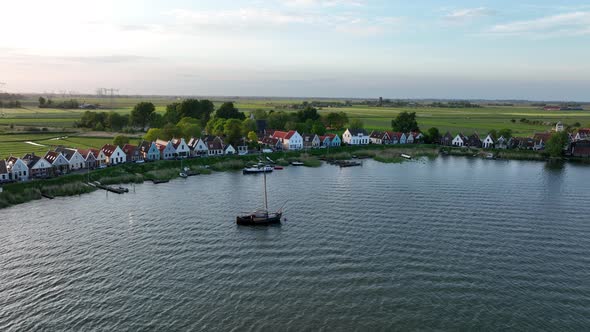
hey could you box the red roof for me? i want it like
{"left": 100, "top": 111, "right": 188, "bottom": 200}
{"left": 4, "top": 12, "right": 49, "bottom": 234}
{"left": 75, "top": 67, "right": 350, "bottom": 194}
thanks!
{"left": 122, "top": 144, "right": 137, "bottom": 154}
{"left": 101, "top": 144, "right": 118, "bottom": 157}
{"left": 272, "top": 130, "right": 297, "bottom": 140}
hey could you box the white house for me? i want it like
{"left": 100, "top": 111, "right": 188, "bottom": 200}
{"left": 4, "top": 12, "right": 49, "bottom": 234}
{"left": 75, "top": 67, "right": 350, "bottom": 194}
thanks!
{"left": 452, "top": 134, "right": 467, "bottom": 147}
{"left": 90, "top": 148, "right": 107, "bottom": 167}
{"left": 56, "top": 147, "right": 86, "bottom": 170}
{"left": 0, "top": 160, "right": 10, "bottom": 183}
{"left": 343, "top": 129, "right": 370, "bottom": 145}
{"left": 28, "top": 156, "right": 54, "bottom": 178}
{"left": 555, "top": 122, "right": 564, "bottom": 132}
{"left": 44, "top": 151, "right": 70, "bottom": 174}
{"left": 406, "top": 133, "right": 415, "bottom": 144}
{"left": 172, "top": 138, "right": 190, "bottom": 158}
{"left": 224, "top": 144, "right": 236, "bottom": 155}
{"left": 303, "top": 134, "right": 321, "bottom": 149}
{"left": 188, "top": 137, "right": 209, "bottom": 156}
{"left": 496, "top": 136, "right": 508, "bottom": 149}
{"left": 6, "top": 157, "right": 29, "bottom": 182}
{"left": 205, "top": 136, "right": 225, "bottom": 156}
{"left": 156, "top": 140, "right": 176, "bottom": 160}
{"left": 78, "top": 149, "right": 97, "bottom": 169}
{"left": 482, "top": 134, "right": 495, "bottom": 149}
{"left": 101, "top": 144, "right": 127, "bottom": 165}
{"left": 237, "top": 138, "right": 248, "bottom": 155}
{"left": 272, "top": 130, "right": 303, "bottom": 150}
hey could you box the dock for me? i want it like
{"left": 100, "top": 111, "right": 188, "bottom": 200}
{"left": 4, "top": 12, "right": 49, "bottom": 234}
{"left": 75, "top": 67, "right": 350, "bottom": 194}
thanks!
{"left": 93, "top": 182, "right": 129, "bottom": 194}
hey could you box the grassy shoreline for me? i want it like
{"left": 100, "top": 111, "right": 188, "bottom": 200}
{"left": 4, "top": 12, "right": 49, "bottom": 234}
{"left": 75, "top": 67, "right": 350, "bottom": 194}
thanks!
{"left": 0, "top": 144, "right": 585, "bottom": 210}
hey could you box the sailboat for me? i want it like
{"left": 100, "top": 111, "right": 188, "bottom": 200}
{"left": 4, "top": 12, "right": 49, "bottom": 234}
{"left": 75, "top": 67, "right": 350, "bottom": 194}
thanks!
{"left": 236, "top": 171, "right": 283, "bottom": 225}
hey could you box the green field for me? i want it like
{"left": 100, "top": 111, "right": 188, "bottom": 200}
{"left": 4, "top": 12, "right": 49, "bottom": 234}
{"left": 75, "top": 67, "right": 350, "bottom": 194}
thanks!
{"left": 1, "top": 96, "right": 590, "bottom": 159}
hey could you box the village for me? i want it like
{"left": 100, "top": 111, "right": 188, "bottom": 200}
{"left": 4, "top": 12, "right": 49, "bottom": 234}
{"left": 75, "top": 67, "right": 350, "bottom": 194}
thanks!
{"left": 1, "top": 122, "right": 590, "bottom": 184}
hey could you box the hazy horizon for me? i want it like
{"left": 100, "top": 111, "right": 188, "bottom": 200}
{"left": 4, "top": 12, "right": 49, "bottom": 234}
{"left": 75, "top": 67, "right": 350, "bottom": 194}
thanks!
{"left": 1, "top": 0, "right": 590, "bottom": 100}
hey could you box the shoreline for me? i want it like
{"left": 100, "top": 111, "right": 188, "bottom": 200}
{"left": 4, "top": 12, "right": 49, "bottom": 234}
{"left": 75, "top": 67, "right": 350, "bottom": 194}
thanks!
{"left": 0, "top": 144, "right": 587, "bottom": 210}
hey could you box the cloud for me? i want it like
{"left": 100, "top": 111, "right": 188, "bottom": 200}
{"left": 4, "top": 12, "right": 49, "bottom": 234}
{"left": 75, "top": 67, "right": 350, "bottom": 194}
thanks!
{"left": 283, "top": 0, "right": 364, "bottom": 8}
{"left": 444, "top": 7, "right": 495, "bottom": 21}
{"left": 488, "top": 11, "right": 590, "bottom": 37}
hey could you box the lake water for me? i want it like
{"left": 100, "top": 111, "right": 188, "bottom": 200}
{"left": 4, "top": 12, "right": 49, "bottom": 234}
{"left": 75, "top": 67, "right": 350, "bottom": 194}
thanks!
{"left": 1, "top": 157, "right": 589, "bottom": 331}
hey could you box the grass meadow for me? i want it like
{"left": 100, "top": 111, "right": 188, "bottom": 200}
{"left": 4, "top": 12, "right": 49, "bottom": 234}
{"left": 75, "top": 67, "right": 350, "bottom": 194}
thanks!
{"left": 1, "top": 96, "right": 590, "bottom": 159}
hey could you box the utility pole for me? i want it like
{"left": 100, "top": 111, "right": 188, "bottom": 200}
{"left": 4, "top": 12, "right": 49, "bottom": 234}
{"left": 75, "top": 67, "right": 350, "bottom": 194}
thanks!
{"left": 97, "top": 87, "right": 119, "bottom": 109}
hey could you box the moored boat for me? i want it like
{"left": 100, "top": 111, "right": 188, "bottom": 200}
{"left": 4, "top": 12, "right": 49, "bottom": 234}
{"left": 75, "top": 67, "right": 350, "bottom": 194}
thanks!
{"left": 236, "top": 169, "right": 284, "bottom": 226}
{"left": 290, "top": 161, "right": 304, "bottom": 166}
{"left": 243, "top": 165, "right": 273, "bottom": 174}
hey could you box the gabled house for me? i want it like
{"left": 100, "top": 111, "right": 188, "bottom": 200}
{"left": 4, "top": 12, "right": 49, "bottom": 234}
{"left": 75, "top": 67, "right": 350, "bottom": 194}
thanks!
{"left": 482, "top": 134, "right": 495, "bottom": 149}
{"left": 574, "top": 128, "right": 590, "bottom": 141}
{"left": 326, "top": 133, "right": 341, "bottom": 147}
{"left": 406, "top": 133, "right": 415, "bottom": 144}
{"left": 496, "top": 136, "right": 508, "bottom": 149}
{"left": 205, "top": 136, "right": 225, "bottom": 156}
{"left": 260, "top": 136, "right": 282, "bottom": 151}
{"left": 467, "top": 133, "right": 482, "bottom": 148}
{"left": 78, "top": 149, "right": 97, "bottom": 169}
{"left": 410, "top": 132, "right": 424, "bottom": 143}
{"left": 0, "top": 160, "right": 10, "bottom": 183}
{"left": 237, "top": 138, "right": 248, "bottom": 155}
{"left": 302, "top": 134, "right": 321, "bottom": 149}
{"left": 533, "top": 132, "right": 552, "bottom": 151}
{"left": 56, "top": 147, "right": 86, "bottom": 170}
{"left": 155, "top": 140, "right": 177, "bottom": 160}
{"left": 319, "top": 135, "right": 331, "bottom": 147}
{"left": 44, "top": 151, "right": 70, "bottom": 174}
{"left": 89, "top": 148, "right": 107, "bottom": 167}
{"left": 188, "top": 137, "right": 209, "bottom": 157}
{"left": 24, "top": 154, "right": 54, "bottom": 179}
{"left": 509, "top": 137, "right": 534, "bottom": 150}
{"left": 452, "top": 134, "right": 467, "bottom": 147}
{"left": 224, "top": 144, "right": 236, "bottom": 155}
{"left": 6, "top": 157, "right": 29, "bottom": 182}
{"left": 122, "top": 144, "right": 142, "bottom": 162}
{"left": 139, "top": 141, "right": 160, "bottom": 161}
{"left": 570, "top": 140, "right": 590, "bottom": 157}
{"left": 172, "top": 138, "right": 190, "bottom": 158}
{"left": 342, "top": 129, "right": 370, "bottom": 145}
{"left": 101, "top": 144, "right": 127, "bottom": 165}
{"left": 272, "top": 130, "right": 304, "bottom": 150}
{"left": 440, "top": 132, "right": 454, "bottom": 146}
{"left": 555, "top": 122, "right": 564, "bottom": 132}
{"left": 369, "top": 131, "right": 385, "bottom": 144}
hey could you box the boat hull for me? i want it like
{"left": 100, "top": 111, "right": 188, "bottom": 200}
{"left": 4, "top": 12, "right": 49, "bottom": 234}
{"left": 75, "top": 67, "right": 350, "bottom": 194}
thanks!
{"left": 236, "top": 213, "right": 282, "bottom": 226}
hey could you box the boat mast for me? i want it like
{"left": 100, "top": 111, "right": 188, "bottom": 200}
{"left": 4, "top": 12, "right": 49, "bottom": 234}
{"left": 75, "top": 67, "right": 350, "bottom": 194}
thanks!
{"left": 263, "top": 171, "right": 268, "bottom": 210}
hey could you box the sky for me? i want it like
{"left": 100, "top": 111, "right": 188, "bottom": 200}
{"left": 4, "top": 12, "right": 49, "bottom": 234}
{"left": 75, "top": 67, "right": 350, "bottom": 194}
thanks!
{"left": 1, "top": 0, "right": 589, "bottom": 100}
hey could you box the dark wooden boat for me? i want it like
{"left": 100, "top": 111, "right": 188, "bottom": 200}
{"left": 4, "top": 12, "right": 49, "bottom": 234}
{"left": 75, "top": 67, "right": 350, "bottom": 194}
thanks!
{"left": 236, "top": 171, "right": 284, "bottom": 226}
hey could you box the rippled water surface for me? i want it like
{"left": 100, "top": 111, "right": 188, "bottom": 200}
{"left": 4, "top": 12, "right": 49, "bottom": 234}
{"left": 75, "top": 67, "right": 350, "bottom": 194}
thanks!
{"left": 1, "top": 157, "right": 589, "bottom": 331}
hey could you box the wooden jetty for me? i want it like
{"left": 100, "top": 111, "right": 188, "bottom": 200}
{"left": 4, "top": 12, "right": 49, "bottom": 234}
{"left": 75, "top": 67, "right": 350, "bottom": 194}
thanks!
{"left": 93, "top": 182, "right": 129, "bottom": 194}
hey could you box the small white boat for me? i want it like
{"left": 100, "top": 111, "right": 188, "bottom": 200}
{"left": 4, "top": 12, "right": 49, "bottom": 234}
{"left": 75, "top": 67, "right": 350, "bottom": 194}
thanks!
{"left": 290, "top": 161, "right": 304, "bottom": 166}
{"left": 179, "top": 172, "right": 188, "bottom": 178}
{"left": 243, "top": 165, "right": 274, "bottom": 174}
{"left": 401, "top": 154, "right": 412, "bottom": 159}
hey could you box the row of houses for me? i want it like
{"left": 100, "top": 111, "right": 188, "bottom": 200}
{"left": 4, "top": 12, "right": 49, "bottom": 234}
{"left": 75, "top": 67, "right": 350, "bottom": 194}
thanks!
{"left": 260, "top": 130, "right": 342, "bottom": 150}
{"left": 0, "top": 136, "right": 251, "bottom": 183}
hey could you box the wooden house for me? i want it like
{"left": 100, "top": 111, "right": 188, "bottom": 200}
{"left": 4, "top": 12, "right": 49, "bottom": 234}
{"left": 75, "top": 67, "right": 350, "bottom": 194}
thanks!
{"left": 303, "top": 134, "right": 321, "bottom": 149}
{"left": 44, "top": 151, "right": 70, "bottom": 174}
{"left": 482, "top": 134, "right": 495, "bottom": 149}
{"left": 205, "top": 136, "right": 225, "bottom": 156}
{"left": 406, "top": 133, "right": 415, "bottom": 144}
{"left": 101, "top": 144, "right": 127, "bottom": 165}
{"left": 78, "top": 149, "right": 97, "bottom": 169}
{"left": 369, "top": 131, "right": 385, "bottom": 144}
{"left": 452, "top": 134, "right": 467, "bottom": 147}
{"left": 24, "top": 154, "right": 54, "bottom": 179}
{"left": 237, "top": 138, "right": 248, "bottom": 155}
{"left": 89, "top": 148, "right": 107, "bottom": 167}
{"left": 56, "top": 147, "right": 86, "bottom": 170}
{"left": 6, "top": 157, "right": 29, "bottom": 182}
{"left": 188, "top": 137, "right": 209, "bottom": 156}
{"left": 467, "top": 133, "right": 482, "bottom": 148}
{"left": 533, "top": 132, "right": 552, "bottom": 151}
{"left": 155, "top": 140, "right": 177, "bottom": 160}
{"left": 570, "top": 140, "right": 590, "bottom": 157}
{"left": 260, "top": 136, "right": 282, "bottom": 151}
{"left": 343, "top": 129, "right": 369, "bottom": 145}
{"left": 326, "top": 133, "right": 341, "bottom": 147}
{"left": 224, "top": 144, "right": 236, "bottom": 155}
{"left": 0, "top": 160, "right": 9, "bottom": 183}
{"left": 496, "top": 136, "right": 508, "bottom": 149}
{"left": 440, "top": 132, "right": 453, "bottom": 146}
{"left": 172, "top": 138, "right": 190, "bottom": 158}
{"left": 139, "top": 141, "right": 160, "bottom": 161}
{"left": 272, "top": 130, "right": 303, "bottom": 150}
{"left": 122, "top": 144, "right": 142, "bottom": 162}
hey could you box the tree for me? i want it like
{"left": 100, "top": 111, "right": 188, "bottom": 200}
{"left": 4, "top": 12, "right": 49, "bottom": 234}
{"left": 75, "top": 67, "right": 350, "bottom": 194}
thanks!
{"left": 498, "top": 128, "right": 513, "bottom": 139}
{"left": 545, "top": 131, "right": 569, "bottom": 158}
{"left": 177, "top": 117, "right": 202, "bottom": 139}
{"left": 106, "top": 112, "right": 128, "bottom": 131}
{"left": 149, "top": 112, "right": 165, "bottom": 128}
{"left": 198, "top": 100, "right": 215, "bottom": 127}
{"left": 216, "top": 102, "right": 245, "bottom": 120}
{"left": 144, "top": 128, "right": 163, "bottom": 142}
{"left": 162, "top": 123, "right": 182, "bottom": 140}
{"left": 489, "top": 129, "right": 498, "bottom": 140}
{"left": 224, "top": 119, "right": 243, "bottom": 146}
{"left": 323, "top": 112, "right": 349, "bottom": 130}
{"left": 311, "top": 121, "right": 326, "bottom": 135}
{"left": 391, "top": 112, "right": 419, "bottom": 132}
{"left": 131, "top": 102, "right": 155, "bottom": 130}
{"left": 297, "top": 106, "right": 320, "bottom": 122}
{"left": 253, "top": 109, "right": 268, "bottom": 120}
{"left": 206, "top": 118, "right": 226, "bottom": 136}
{"left": 164, "top": 103, "right": 181, "bottom": 124}
{"left": 38, "top": 97, "right": 46, "bottom": 107}
{"left": 268, "top": 111, "right": 291, "bottom": 130}
{"left": 247, "top": 131, "right": 258, "bottom": 142}
{"left": 349, "top": 119, "right": 364, "bottom": 129}
{"left": 113, "top": 135, "right": 130, "bottom": 147}
{"left": 177, "top": 99, "right": 201, "bottom": 119}
{"left": 242, "top": 118, "right": 257, "bottom": 136}
{"left": 425, "top": 127, "right": 440, "bottom": 144}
